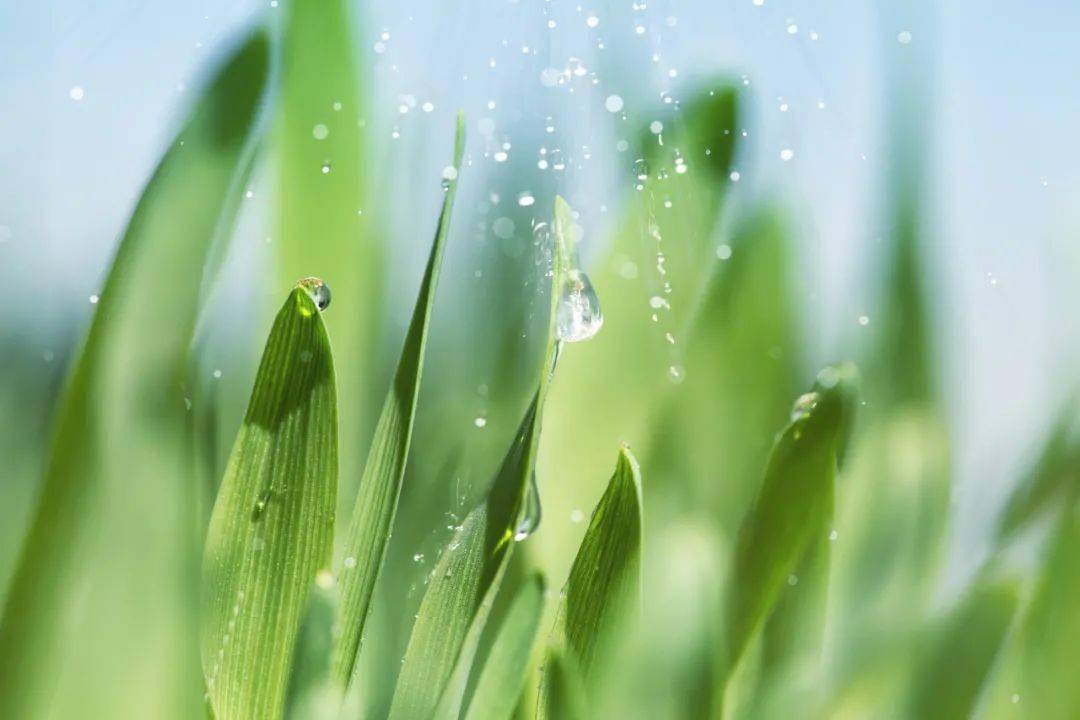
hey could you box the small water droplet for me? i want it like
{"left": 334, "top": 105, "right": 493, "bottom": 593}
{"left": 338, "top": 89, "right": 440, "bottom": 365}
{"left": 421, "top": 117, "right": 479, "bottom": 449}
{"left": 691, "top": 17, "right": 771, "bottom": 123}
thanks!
{"left": 343, "top": 556, "right": 357, "bottom": 569}
{"left": 514, "top": 474, "right": 542, "bottom": 541}
{"left": 605, "top": 94, "right": 624, "bottom": 113}
{"left": 297, "top": 276, "right": 332, "bottom": 311}
{"left": 556, "top": 269, "right": 604, "bottom": 342}
{"left": 312, "top": 123, "right": 329, "bottom": 140}
{"left": 412, "top": 553, "right": 424, "bottom": 562}
{"left": 474, "top": 416, "right": 488, "bottom": 428}
{"left": 570, "top": 509, "right": 584, "bottom": 524}
{"left": 517, "top": 192, "right": 536, "bottom": 207}
{"left": 320, "top": 162, "right": 332, "bottom": 174}
{"left": 632, "top": 158, "right": 650, "bottom": 182}
{"left": 829, "top": 529, "right": 839, "bottom": 541}
{"left": 787, "top": 574, "right": 799, "bottom": 586}
{"left": 790, "top": 392, "right": 820, "bottom": 422}
{"left": 668, "top": 365, "right": 686, "bottom": 384}
{"left": 252, "top": 488, "right": 271, "bottom": 519}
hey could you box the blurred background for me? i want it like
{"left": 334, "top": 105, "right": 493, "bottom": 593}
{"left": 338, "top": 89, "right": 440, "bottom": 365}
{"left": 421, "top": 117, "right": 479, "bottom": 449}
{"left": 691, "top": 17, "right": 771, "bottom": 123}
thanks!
{"left": 2, "top": 1, "right": 1079, "bottom": 717}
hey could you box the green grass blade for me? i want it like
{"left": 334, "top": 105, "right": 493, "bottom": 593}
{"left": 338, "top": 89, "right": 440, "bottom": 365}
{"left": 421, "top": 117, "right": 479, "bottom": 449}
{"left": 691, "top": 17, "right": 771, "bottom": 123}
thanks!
{"left": 537, "top": 446, "right": 643, "bottom": 718}
{"left": 907, "top": 578, "right": 1019, "bottom": 720}
{"left": 277, "top": 0, "right": 380, "bottom": 509}
{"left": 719, "top": 364, "right": 859, "bottom": 692}
{"left": 387, "top": 196, "right": 569, "bottom": 720}
{"left": 563, "top": 446, "right": 643, "bottom": 678}
{"left": 0, "top": 33, "right": 268, "bottom": 720}
{"left": 202, "top": 286, "right": 338, "bottom": 720}
{"left": 331, "top": 115, "right": 465, "bottom": 692}
{"left": 645, "top": 207, "right": 800, "bottom": 531}
{"left": 538, "top": 648, "right": 587, "bottom": 720}
{"left": 995, "top": 399, "right": 1080, "bottom": 541}
{"left": 462, "top": 573, "right": 547, "bottom": 720}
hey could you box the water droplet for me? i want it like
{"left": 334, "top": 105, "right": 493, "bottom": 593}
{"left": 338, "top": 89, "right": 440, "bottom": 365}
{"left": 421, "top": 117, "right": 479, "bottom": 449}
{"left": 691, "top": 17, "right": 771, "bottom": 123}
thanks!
{"left": 556, "top": 269, "right": 604, "bottom": 342}
{"left": 312, "top": 123, "right": 329, "bottom": 140}
{"left": 343, "top": 556, "right": 357, "bottom": 569}
{"left": 668, "top": 365, "right": 686, "bottom": 384}
{"left": 517, "top": 192, "right": 536, "bottom": 207}
{"left": 570, "top": 509, "right": 584, "bottom": 524}
{"left": 787, "top": 574, "right": 799, "bottom": 586}
{"left": 89, "top": 294, "right": 99, "bottom": 304}
{"left": 474, "top": 416, "right": 487, "bottom": 428}
{"left": 69, "top": 86, "right": 85, "bottom": 101}
{"left": 413, "top": 553, "right": 424, "bottom": 563}
{"left": 897, "top": 30, "right": 913, "bottom": 45}
{"left": 1011, "top": 694, "right": 1020, "bottom": 704}
{"left": 514, "top": 474, "right": 542, "bottom": 541}
{"left": 315, "top": 570, "right": 335, "bottom": 588}
{"left": 858, "top": 314, "right": 870, "bottom": 326}
{"left": 604, "top": 94, "right": 624, "bottom": 113}
{"left": 717, "top": 244, "right": 733, "bottom": 260}
{"left": 320, "top": 162, "right": 332, "bottom": 174}
{"left": 297, "top": 276, "right": 331, "bottom": 311}
{"left": 780, "top": 148, "right": 795, "bottom": 162}
{"left": 586, "top": 14, "right": 600, "bottom": 28}
{"left": 632, "top": 158, "right": 650, "bottom": 182}
{"left": 790, "top": 392, "right": 820, "bottom": 422}
{"left": 829, "top": 529, "right": 839, "bottom": 541}
{"left": 252, "top": 488, "right": 271, "bottom": 519}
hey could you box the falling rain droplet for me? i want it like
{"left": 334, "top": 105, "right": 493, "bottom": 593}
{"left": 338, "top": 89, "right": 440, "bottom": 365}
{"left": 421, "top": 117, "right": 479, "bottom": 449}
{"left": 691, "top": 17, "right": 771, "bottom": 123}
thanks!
{"left": 514, "top": 473, "right": 542, "bottom": 541}
{"left": 556, "top": 268, "right": 604, "bottom": 342}
{"left": 297, "top": 276, "right": 332, "bottom": 311}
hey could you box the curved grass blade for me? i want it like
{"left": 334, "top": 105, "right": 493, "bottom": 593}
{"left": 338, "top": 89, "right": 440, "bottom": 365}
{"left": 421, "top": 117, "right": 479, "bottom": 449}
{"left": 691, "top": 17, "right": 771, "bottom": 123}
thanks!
{"left": 462, "top": 573, "right": 547, "bottom": 720}
{"left": 386, "top": 196, "right": 570, "bottom": 720}
{"left": 202, "top": 286, "right": 337, "bottom": 720}
{"left": 0, "top": 33, "right": 269, "bottom": 720}
{"left": 907, "top": 577, "right": 1018, "bottom": 720}
{"left": 537, "top": 445, "right": 643, "bottom": 718}
{"left": 330, "top": 114, "right": 465, "bottom": 692}
{"left": 718, "top": 364, "right": 859, "bottom": 703}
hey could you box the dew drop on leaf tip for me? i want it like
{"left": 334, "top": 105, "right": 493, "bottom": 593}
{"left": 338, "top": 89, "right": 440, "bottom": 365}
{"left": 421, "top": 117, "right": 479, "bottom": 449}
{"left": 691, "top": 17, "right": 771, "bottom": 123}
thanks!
{"left": 297, "top": 276, "right": 331, "bottom": 312}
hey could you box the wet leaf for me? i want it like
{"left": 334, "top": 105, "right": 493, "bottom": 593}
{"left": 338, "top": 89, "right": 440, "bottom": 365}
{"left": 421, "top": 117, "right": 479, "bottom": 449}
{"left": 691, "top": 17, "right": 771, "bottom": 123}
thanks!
{"left": 202, "top": 286, "right": 337, "bottom": 720}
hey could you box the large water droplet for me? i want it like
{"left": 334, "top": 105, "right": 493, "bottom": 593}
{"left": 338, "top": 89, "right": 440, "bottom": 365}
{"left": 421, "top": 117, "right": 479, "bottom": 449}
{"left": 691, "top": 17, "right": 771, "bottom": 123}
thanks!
{"left": 556, "top": 268, "right": 604, "bottom": 342}
{"left": 297, "top": 277, "right": 332, "bottom": 312}
{"left": 514, "top": 473, "right": 542, "bottom": 541}
{"left": 632, "top": 158, "right": 650, "bottom": 181}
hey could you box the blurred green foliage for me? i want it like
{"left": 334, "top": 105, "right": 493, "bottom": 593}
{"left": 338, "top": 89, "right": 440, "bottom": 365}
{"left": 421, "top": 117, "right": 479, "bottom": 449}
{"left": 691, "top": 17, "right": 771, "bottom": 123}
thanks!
{"left": 0, "top": 4, "right": 1076, "bottom": 720}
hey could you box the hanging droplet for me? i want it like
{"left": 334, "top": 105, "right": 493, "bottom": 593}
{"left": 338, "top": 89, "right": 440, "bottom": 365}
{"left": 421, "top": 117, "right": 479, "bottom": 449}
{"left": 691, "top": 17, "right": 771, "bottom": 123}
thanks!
{"left": 556, "top": 268, "right": 604, "bottom": 342}
{"left": 514, "top": 473, "right": 542, "bottom": 541}
{"left": 297, "top": 277, "right": 332, "bottom": 312}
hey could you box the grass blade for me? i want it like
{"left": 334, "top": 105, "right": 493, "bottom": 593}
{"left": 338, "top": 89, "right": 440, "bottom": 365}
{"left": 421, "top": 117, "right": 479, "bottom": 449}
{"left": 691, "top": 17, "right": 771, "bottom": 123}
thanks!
{"left": 331, "top": 114, "right": 465, "bottom": 691}
{"left": 387, "top": 196, "right": 570, "bottom": 720}
{"left": 277, "top": 0, "right": 380, "bottom": 508}
{"left": 0, "top": 33, "right": 268, "bottom": 720}
{"left": 462, "top": 573, "right": 547, "bottom": 720}
{"left": 538, "top": 648, "right": 587, "bottom": 720}
{"left": 719, "top": 363, "right": 859, "bottom": 696}
{"left": 995, "top": 399, "right": 1080, "bottom": 541}
{"left": 202, "top": 286, "right": 338, "bottom": 720}
{"left": 565, "top": 447, "right": 644, "bottom": 677}
{"left": 537, "top": 445, "right": 643, "bottom": 717}
{"left": 907, "top": 577, "right": 1018, "bottom": 720}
